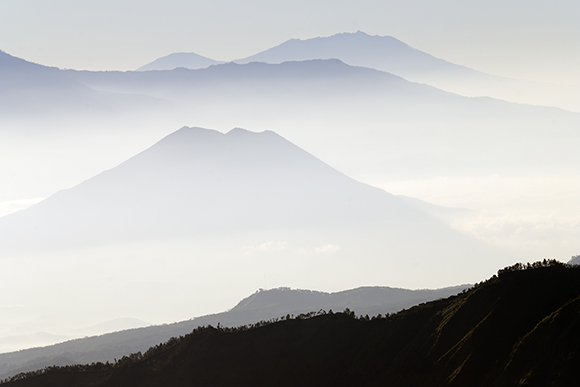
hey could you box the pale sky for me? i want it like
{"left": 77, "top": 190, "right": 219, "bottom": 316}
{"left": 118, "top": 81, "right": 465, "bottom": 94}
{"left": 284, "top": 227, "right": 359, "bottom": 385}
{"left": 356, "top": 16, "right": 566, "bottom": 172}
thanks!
{"left": 1, "top": 0, "right": 579, "bottom": 85}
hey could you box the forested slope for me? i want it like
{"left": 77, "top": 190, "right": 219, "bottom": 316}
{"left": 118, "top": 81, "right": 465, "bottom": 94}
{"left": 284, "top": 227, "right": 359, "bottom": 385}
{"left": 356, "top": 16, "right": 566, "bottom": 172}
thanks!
{"left": 5, "top": 261, "right": 580, "bottom": 387}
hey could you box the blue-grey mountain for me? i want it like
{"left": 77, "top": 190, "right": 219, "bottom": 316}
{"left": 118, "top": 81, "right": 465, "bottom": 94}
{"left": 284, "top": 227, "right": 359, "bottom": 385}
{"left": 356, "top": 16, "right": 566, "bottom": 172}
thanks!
{"left": 233, "top": 31, "right": 577, "bottom": 111}
{"left": 137, "top": 52, "right": 224, "bottom": 71}
{"left": 134, "top": 32, "right": 576, "bottom": 110}
{"left": 0, "top": 50, "right": 167, "bottom": 119}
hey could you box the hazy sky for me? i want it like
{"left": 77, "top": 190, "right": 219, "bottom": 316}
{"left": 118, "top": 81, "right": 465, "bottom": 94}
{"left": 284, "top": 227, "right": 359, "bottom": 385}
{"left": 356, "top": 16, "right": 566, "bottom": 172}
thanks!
{"left": 1, "top": 0, "right": 578, "bottom": 85}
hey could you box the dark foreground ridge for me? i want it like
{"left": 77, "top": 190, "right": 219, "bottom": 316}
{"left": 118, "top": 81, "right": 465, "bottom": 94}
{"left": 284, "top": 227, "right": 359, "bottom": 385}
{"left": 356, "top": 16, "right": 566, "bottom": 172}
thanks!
{"left": 4, "top": 260, "right": 580, "bottom": 387}
{"left": 0, "top": 284, "right": 469, "bottom": 380}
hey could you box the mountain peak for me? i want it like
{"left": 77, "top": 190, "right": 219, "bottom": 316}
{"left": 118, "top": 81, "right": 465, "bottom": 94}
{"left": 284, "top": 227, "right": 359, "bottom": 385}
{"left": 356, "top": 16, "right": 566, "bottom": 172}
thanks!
{"left": 233, "top": 31, "right": 415, "bottom": 66}
{"left": 152, "top": 126, "right": 223, "bottom": 147}
{"left": 226, "top": 127, "right": 256, "bottom": 135}
{"left": 137, "top": 52, "right": 224, "bottom": 71}
{"left": 226, "top": 127, "right": 278, "bottom": 138}
{"left": 158, "top": 126, "right": 281, "bottom": 145}
{"left": 336, "top": 30, "right": 372, "bottom": 37}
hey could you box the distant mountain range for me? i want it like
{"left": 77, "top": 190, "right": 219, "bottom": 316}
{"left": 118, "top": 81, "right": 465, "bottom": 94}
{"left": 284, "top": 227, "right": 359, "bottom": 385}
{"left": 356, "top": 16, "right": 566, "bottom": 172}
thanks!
{"left": 235, "top": 31, "right": 481, "bottom": 79}
{"left": 135, "top": 31, "right": 578, "bottom": 111}
{"left": 2, "top": 48, "right": 578, "bottom": 185}
{"left": 5, "top": 261, "right": 580, "bottom": 386}
{"left": 0, "top": 284, "right": 469, "bottom": 380}
{"left": 138, "top": 31, "right": 473, "bottom": 77}
{"left": 64, "top": 59, "right": 580, "bottom": 180}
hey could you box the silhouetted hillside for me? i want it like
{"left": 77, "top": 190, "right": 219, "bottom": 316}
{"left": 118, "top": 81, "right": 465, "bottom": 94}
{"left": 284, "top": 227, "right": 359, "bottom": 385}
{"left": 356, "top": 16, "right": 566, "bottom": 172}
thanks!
{"left": 5, "top": 261, "right": 580, "bottom": 386}
{"left": 0, "top": 285, "right": 467, "bottom": 380}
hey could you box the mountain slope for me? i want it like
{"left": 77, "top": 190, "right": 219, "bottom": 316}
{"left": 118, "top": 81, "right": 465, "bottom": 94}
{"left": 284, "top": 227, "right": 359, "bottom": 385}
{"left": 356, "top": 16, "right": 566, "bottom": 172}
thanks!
{"left": 0, "top": 50, "right": 104, "bottom": 116}
{"left": 5, "top": 261, "right": 580, "bottom": 387}
{"left": 0, "top": 284, "right": 468, "bottom": 380}
{"left": 136, "top": 52, "right": 224, "bottom": 71}
{"left": 67, "top": 58, "right": 422, "bottom": 99}
{"left": 0, "top": 50, "right": 170, "bottom": 121}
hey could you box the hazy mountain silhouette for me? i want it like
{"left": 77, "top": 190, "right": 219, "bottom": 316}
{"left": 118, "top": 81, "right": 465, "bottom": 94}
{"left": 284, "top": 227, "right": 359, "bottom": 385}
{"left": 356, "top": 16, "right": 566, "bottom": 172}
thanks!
{"left": 236, "top": 31, "right": 477, "bottom": 78}
{"left": 137, "top": 31, "right": 490, "bottom": 84}
{"left": 233, "top": 31, "right": 578, "bottom": 111}
{"left": 4, "top": 52, "right": 578, "bottom": 184}
{"left": 137, "top": 52, "right": 224, "bottom": 71}
{"left": 67, "top": 58, "right": 420, "bottom": 99}
{"left": 0, "top": 50, "right": 101, "bottom": 115}
{"left": 0, "top": 50, "right": 168, "bottom": 119}
{"left": 227, "top": 285, "right": 470, "bottom": 318}
{"left": 0, "top": 127, "right": 495, "bottom": 260}
{"left": 131, "top": 32, "right": 578, "bottom": 110}
{"left": 5, "top": 261, "right": 580, "bottom": 386}
{"left": 61, "top": 59, "right": 580, "bottom": 178}
{"left": 0, "top": 284, "right": 468, "bottom": 380}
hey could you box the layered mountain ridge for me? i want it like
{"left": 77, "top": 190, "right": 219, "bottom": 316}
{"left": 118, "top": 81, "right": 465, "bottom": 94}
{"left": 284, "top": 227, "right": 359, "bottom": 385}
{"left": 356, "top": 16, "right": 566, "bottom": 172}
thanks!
{"left": 132, "top": 31, "right": 577, "bottom": 111}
